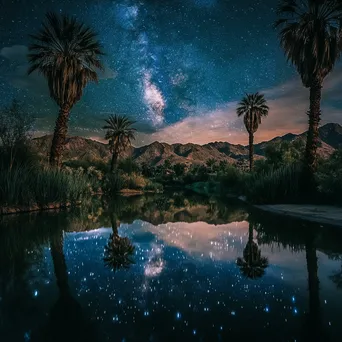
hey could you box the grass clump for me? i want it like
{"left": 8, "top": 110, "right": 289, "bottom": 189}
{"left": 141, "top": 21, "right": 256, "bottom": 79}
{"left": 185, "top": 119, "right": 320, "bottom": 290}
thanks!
{"left": 246, "top": 163, "right": 303, "bottom": 204}
{"left": 0, "top": 165, "right": 90, "bottom": 208}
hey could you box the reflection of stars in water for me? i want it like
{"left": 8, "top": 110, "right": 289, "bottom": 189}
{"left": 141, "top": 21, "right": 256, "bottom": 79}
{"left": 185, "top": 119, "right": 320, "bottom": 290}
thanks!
{"left": 15, "top": 219, "right": 338, "bottom": 341}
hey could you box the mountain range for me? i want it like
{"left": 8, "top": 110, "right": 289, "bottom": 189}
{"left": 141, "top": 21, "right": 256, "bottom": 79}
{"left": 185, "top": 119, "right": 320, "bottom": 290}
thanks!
{"left": 32, "top": 123, "right": 342, "bottom": 167}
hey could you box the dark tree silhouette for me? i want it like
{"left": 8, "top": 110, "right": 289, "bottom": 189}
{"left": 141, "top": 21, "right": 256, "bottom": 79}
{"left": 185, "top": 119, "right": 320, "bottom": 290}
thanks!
{"left": 275, "top": 0, "right": 342, "bottom": 181}
{"left": 236, "top": 93, "right": 269, "bottom": 171}
{"left": 28, "top": 12, "right": 104, "bottom": 167}
{"left": 236, "top": 222, "right": 269, "bottom": 279}
{"left": 103, "top": 212, "right": 135, "bottom": 272}
{"left": 103, "top": 115, "right": 136, "bottom": 172}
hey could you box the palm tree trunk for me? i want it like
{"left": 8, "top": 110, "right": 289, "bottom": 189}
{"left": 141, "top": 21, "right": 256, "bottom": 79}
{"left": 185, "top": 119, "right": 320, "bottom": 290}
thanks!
{"left": 50, "top": 230, "right": 69, "bottom": 296}
{"left": 305, "top": 80, "right": 322, "bottom": 181}
{"left": 110, "top": 152, "right": 118, "bottom": 172}
{"left": 305, "top": 237, "right": 323, "bottom": 338}
{"left": 249, "top": 132, "right": 254, "bottom": 172}
{"left": 248, "top": 222, "right": 254, "bottom": 244}
{"left": 110, "top": 212, "right": 119, "bottom": 237}
{"left": 49, "top": 107, "right": 70, "bottom": 168}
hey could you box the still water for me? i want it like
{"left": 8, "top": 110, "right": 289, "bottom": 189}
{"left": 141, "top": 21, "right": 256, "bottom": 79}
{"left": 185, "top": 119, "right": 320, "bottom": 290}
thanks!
{"left": 1, "top": 192, "right": 342, "bottom": 342}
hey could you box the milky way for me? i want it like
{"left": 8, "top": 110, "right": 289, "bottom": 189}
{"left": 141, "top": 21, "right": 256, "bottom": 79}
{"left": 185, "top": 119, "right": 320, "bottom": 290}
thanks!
{"left": 0, "top": 0, "right": 341, "bottom": 145}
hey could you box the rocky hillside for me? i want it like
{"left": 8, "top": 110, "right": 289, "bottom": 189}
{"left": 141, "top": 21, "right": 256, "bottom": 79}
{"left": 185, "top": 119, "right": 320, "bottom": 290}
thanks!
{"left": 32, "top": 123, "right": 341, "bottom": 166}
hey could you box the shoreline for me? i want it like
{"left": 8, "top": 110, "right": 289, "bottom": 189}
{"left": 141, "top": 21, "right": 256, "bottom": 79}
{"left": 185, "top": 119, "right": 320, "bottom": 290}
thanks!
{"left": 254, "top": 204, "right": 342, "bottom": 228}
{"left": 0, "top": 202, "right": 79, "bottom": 216}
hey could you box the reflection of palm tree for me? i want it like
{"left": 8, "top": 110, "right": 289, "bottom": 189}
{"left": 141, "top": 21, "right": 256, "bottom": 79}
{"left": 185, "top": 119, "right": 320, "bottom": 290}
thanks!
{"left": 32, "top": 229, "right": 97, "bottom": 341}
{"left": 237, "top": 223, "right": 268, "bottom": 279}
{"left": 103, "top": 213, "right": 135, "bottom": 272}
{"left": 302, "top": 236, "right": 329, "bottom": 341}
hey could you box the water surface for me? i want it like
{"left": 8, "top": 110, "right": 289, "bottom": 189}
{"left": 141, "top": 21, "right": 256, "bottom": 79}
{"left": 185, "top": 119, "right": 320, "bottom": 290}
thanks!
{"left": 1, "top": 192, "right": 342, "bottom": 341}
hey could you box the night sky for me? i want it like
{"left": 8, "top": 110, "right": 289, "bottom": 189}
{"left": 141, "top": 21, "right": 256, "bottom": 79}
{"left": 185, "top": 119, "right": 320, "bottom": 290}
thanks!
{"left": 1, "top": 0, "right": 342, "bottom": 146}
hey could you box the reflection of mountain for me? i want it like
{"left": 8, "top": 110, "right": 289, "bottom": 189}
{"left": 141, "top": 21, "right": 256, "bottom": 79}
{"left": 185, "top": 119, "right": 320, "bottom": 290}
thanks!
{"left": 106, "top": 193, "right": 249, "bottom": 226}
{"left": 134, "top": 220, "right": 250, "bottom": 260}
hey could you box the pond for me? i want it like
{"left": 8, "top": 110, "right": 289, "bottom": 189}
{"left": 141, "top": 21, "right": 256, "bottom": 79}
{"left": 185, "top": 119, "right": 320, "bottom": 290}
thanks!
{"left": 1, "top": 192, "right": 342, "bottom": 342}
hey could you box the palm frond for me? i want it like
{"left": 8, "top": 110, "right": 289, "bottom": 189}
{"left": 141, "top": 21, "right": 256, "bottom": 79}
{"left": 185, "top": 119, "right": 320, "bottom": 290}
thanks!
{"left": 274, "top": 0, "right": 342, "bottom": 86}
{"left": 28, "top": 12, "right": 104, "bottom": 108}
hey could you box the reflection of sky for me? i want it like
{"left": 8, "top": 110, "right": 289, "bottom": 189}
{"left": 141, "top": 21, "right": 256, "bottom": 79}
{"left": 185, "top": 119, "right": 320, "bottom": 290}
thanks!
{"left": 2, "top": 220, "right": 342, "bottom": 341}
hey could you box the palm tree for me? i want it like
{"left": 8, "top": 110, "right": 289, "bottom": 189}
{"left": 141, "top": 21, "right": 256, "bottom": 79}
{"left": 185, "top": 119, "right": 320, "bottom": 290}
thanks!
{"left": 103, "top": 115, "right": 136, "bottom": 172}
{"left": 236, "top": 93, "right": 269, "bottom": 171}
{"left": 274, "top": 0, "right": 342, "bottom": 181}
{"left": 236, "top": 222, "right": 269, "bottom": 279}
{"left": 103, "top": 212, "right": 135, "bottom": 272}
{"left": 28, "top": 12, "right": 104, "bottom": 167}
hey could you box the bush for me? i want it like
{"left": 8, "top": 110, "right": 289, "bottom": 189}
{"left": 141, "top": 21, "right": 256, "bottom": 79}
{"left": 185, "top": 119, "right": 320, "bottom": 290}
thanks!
{"left": 121, "top": 172, "right": 147, "bottom": 190}
{"left": 0, "top": 165, "right": 90, "bottom": 207}
{"left": 103, "top": 173, "right": 124, "bottom": 196}
{"left": 246, "top": 163, "right": 303, "bottom": 204}
{"left": 316, "top": 149, "right": 342, "bottom": 204}
{"left": 118, "top": 158, "right": 140, "bottom": 174}
{"left": 218, "top": 165, "right": 246, "bottom": 194}
{"left": 144, "top": 181, "right": 163, "bottom": 193}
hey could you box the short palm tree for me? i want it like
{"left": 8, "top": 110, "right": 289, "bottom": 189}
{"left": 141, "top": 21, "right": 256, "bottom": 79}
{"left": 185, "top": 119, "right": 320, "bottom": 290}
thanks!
{"left": 274, "top": 0, "right": 342, "bottom": 179}
{"left": 28, "top": 12, "right": 104, "bottom": 167}
{"left": 237, "top": 93, "right": 269, "bottom": 171}
{"left": 103, "top": 115, "right": 136, "bottom": 172}
{"left": 236, "top": 223, "right": 269, "bottom": 279}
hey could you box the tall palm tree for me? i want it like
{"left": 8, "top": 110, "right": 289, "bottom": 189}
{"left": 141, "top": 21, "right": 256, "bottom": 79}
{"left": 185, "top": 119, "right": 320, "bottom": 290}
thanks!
{"left": 236, "top": 222, "right": 269, "bottom": 279}
{"left": 28, "top": 12, "right": 104, "bottom": 167}
{"left": 274, "top": 0, "right": 342, "bottom": 181}
{"left": 302, "top": 235, "right": 329, "bottom": 341}
{"left": 103, "top": 115, "right": 136, "bottom": 172}
{"left": 236, "top": 93, "right": 269, "bottom": 171}
{"left": 103, "top": 212, "right": 135, "bottom": 272}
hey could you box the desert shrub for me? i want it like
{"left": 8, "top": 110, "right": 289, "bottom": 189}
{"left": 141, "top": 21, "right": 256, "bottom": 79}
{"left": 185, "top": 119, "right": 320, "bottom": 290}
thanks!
{"left": 246, "top": 163, "right": 303, "bottom": 204}
{"left": 121, "top": 172, "right": 147, "bottom": 190}
{"left": 316, "top": 149, "right": 342, "bottom": 204}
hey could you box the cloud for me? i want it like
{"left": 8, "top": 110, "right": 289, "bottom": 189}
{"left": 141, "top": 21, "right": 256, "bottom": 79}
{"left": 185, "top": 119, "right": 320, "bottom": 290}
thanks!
{"left": 0, "top": 45, "right": 28, "bottom": 63}
{"left": 143, "top": 70, "right": 165, "bottom": 126}
{"left": 134, "top": 70, "right": 342, "bottom": 147}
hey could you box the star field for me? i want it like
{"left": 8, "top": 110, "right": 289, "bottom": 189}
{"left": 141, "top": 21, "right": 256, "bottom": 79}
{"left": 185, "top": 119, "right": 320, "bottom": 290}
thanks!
{"left": 0, "top": 0, "right": 341, "bottom": 146}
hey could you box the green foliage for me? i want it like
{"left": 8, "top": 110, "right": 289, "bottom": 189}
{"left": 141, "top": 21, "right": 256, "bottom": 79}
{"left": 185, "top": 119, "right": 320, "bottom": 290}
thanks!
{"left": 63, "top": 159, "right": 109, "bottom": 173}
{"left": 316, "top": 149, "right": 342, "bottom": 204}
{"left": 173, "top": 163, "right": 186, "bottom": 177}
{"left": 118, "top": 158, "right": 140, "bottom": 174}
{"left": 218, "top": 164, "right": 249, "bottom": 194}
{"left": 103, "top": 173, "right": 124, "bottom": 196}
{"left": 246, "top": 163, "right": 303, "bottom": 204}
{"left": 144, "top": 181, "right": 163, "bottom": 193}
{"left": 0, "top": 165, "right": 90, "bottom": 207}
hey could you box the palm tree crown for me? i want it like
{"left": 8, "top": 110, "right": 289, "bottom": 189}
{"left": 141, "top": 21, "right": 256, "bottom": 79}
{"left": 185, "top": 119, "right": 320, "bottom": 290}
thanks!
{"left": 103, "top": 115, "right": 136, "bottom": 153}
{"left": 274, "top": 0, "right": 342, "bottom": 88}
{"left": 28, "top": 12, "right": 104, "bottom": 108}
{"left": 237, "top": 93, "right": 269, "bottom": 134}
